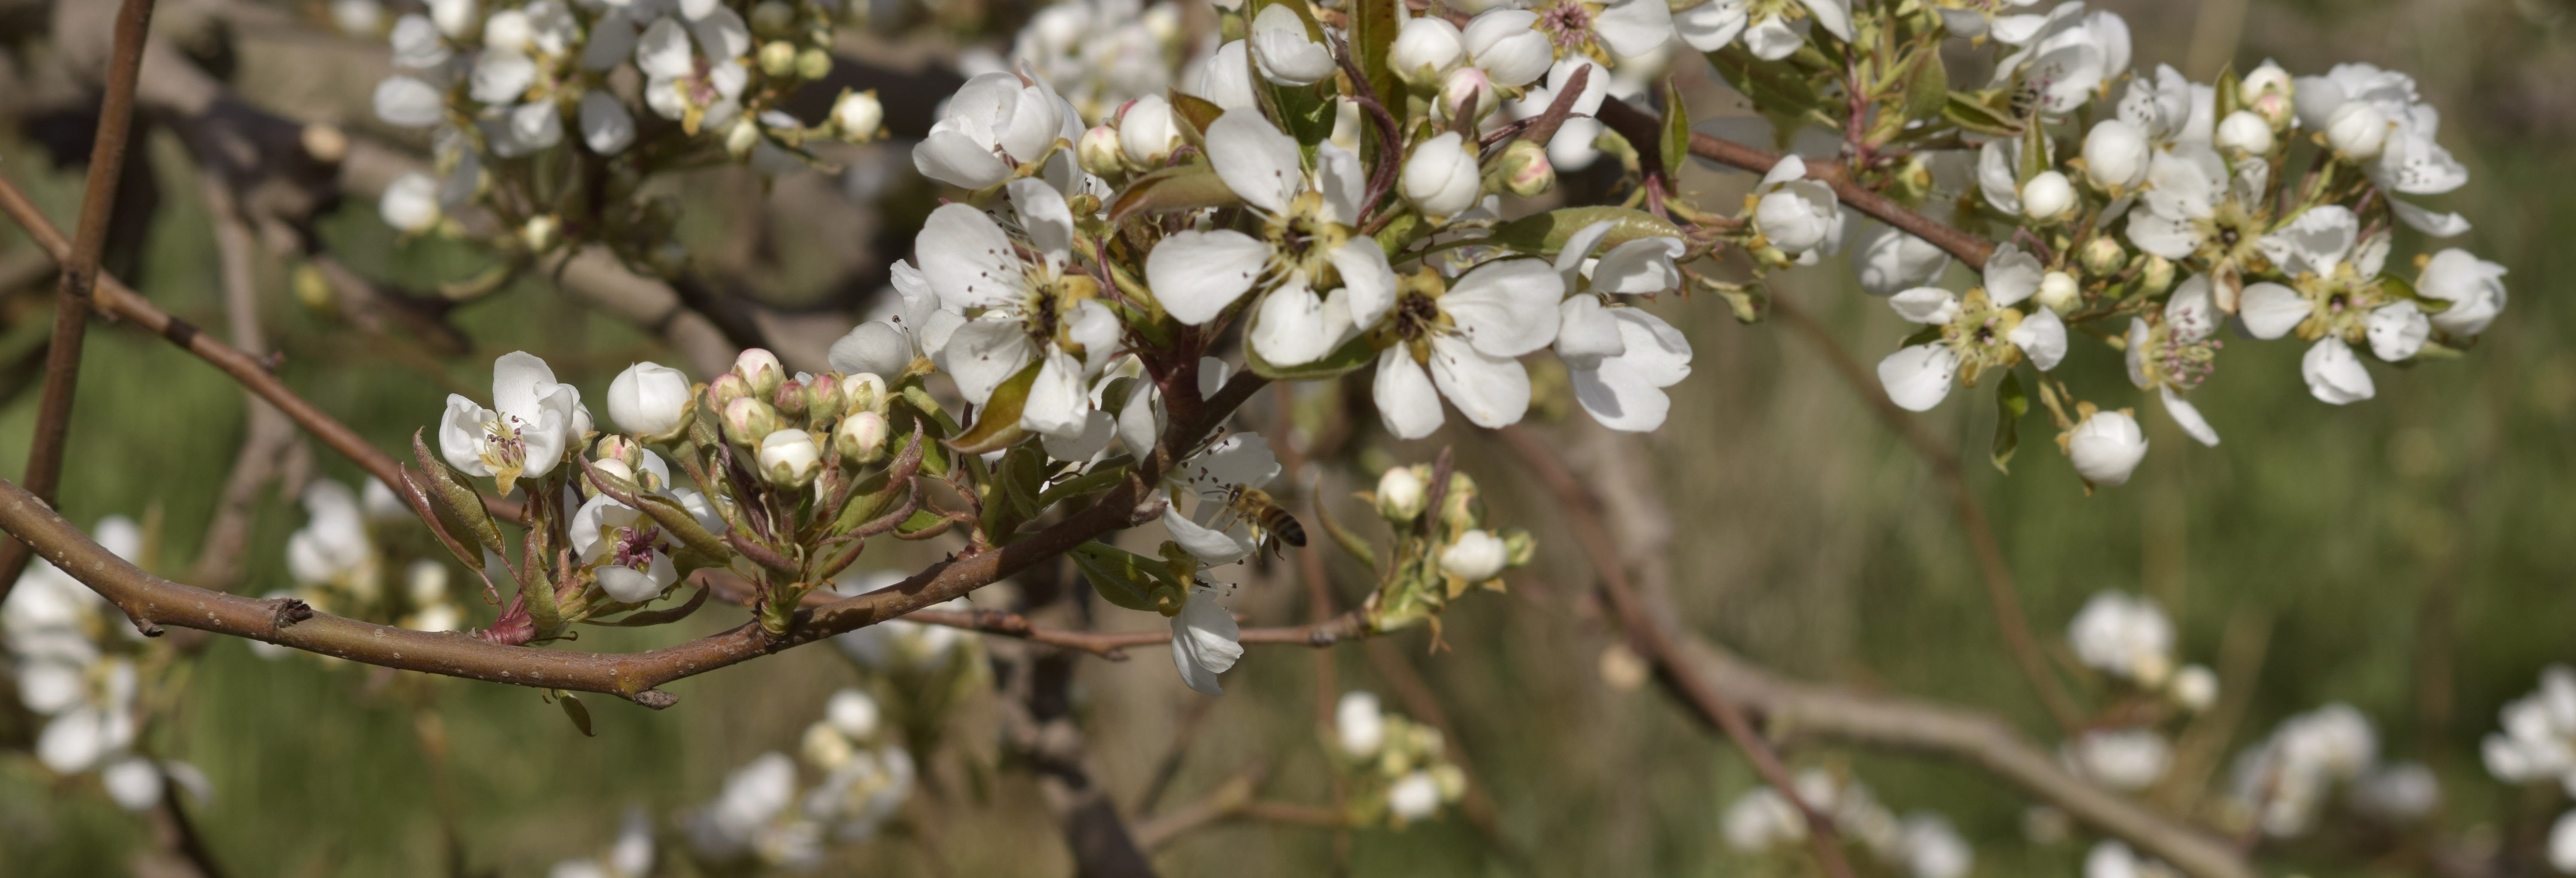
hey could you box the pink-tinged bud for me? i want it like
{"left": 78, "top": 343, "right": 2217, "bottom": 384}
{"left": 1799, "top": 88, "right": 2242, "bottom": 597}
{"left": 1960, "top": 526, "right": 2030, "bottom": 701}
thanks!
{"left": 1499, "top": 139, "right": 1554, "bottom": 197}
{"left": 722, "top": 396, "right": 780, "bottom": 449}
{"left": 840, "top": 372, "right": 889, "bottom": 416}
{"left": 1078, "top": 124, "right": 1125, "bottom": 177}
{"left": 1438, "top": 67, "right": 1497, "bottom": 124}
{"left": 774, "top": 376, "right": 809, "bottom": 419}
{"left": 804, "top": 374, "right": 845, "bottom": 423}
{"left": 733, "top": 348, "right": 784, "bottom": 398}
{"left": 708, "top": 372, "right": 753, "bottom": 410}
{"left": 835, "top": 410, "right": 889, "bottom": 465}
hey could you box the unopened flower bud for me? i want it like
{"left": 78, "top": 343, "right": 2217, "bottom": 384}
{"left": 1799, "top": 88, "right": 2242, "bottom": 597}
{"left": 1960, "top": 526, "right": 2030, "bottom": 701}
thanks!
{"left": 1118, "top": 95, "right": 1184, "bottom": 171}
{"left": 804, "top": 375, "right": 845, "bottom": 423}
{"left": 1391, "top": 17, "right": 1465, "bottom": 88}
{"left": 757, "top": 428, "right": 824, "bottom": 487}
{"left": 381, "top": 172, "right": 441, "bottom": 233}
{"left": 708, "top": 372, "right": 753, "bottom": 410}
{"left": 2068, "top": 408, "right": 2148, "bottom": 487}
{"left": 840, "top": 372, "right": 889, "bottom": 416}
{"left": 583, "top": 458, "right": 636, "bottom": 499}
{"left": 2171, "top": 664, "right": 2219, "bottom": 712}
{"left": 292, "top": 263, "right": 335, "bottom": 314}
{"left": 2081, "top": 118, "right": 2148, "bottom": 190}
{"left": 2325, "top": 102, "right": 2388, "bottom": 160}
{"left": 2138, "top": 255, "right": 2175, "bottom": 295}
{"left": 2033, "top": 271, "right": 2079, "bottom": 313}
{"left": 2020, "top": 170, "right": 2076, "bottom": 222}
{"left": 2214, "top": 110, "right": 2274, "bottom": 155}
{"left": 749, "top": 0, "right": 795, "bottom": 35}
{"left": 1439, "top": 471, "right": 1480, "bottom": 533}
{"left": 758, "top": 40, "right": 798, "bottom": 77}
{"left": 1438, "top": 66, "right": 1497, "bottom": 123}
{"left": 608, "top": 361, "right": 693, "bottom": 442}
{"left": 594, "top": 434, "right": 642, "bottom": 469}
{"left": 835, "top": 410, "right": 889, "bottom": 465}
{"left": 722, "top": 396, "right": 781, "bottom": 448}
{"left": 796, "top": 48, "right": 832, "bottom": 81}
{"left": 1439, "top": 529, "right": 1508, "bottom": 583}
{"left": 832, "top": 89, "right": 882, "bottom": 142}
{"left": 1501, "top": 529, "right": 1535, "bottom": 566}
{"left": 1401, "top": 132, "right": 1482, "bottom": 220}
{"left": 2080, "top": 236, "right": 2127, "bottom": 278}
{"left": 1376, "top": 466, "right": 1427, "bottom": 522}
{"left": 1499, "top": 139, "right": 1554, "bottom": 197}
{"left": 773, "top": 376, "right": 809, "bottom": 419}
{"left": 2241, "top": 61, "right": 2295, "bottom": 127}
{"left": 300, "top": 123, "right": 350, "bottom": 163}
{"left": 734, "top": 348, "right": 785, "bottom": 398}
{"left": 482, "top": 9, "right": 531, "bottom": 52}
{"left": 1078, "top": 125, "right": 1125, "bottom": 176}
{"left": 723, "top": 117, "right": 761, "bottom": 156}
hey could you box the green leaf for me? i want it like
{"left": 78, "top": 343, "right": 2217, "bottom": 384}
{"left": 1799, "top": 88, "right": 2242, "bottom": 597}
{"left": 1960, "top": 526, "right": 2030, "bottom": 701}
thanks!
{"left": 1992, "top": 371, "right": 2028, "bottom": 474}
{"left": 1108, "top": 164, "right": 1244, "bottom": 225}
{"left": 2212, "top": 62, "right": 2242, "bottom": 122}
{"left": 893, "top": 509, "right": 948, "bottom": 538}
{"left": 1707, "top": 45, "right": 1821, "bottom": 122}
{"left": 411, "top": 430, "right": 506, "bottom": 555}
{"left": 557, "top": 691, "right": 595, "bottom": 737}
{"left": 1034, "top": 457, "right": 1135, "bottom": 508}
{"left": 1315, "top": 498, "right": 1376, "bottom": 569}
{"left": 1487, "top": 207, "right": 1684, "bottom": 258}
{"left": 2376, "top": 272, "right": 2452, "bottom": 313}
{"left": 1169, "top": 90, "right": 1224, "bottom": 144}
{"left": 946, "top": 360, "right": 1042, "bottom": 455}
{"left": 1941, "top": 90, "right": 2023, "bottom": 137}
{"left": 1352, "top": 0, "right": 1403, "bottom": 135}
{"left": 1900, "top": 51, "right": 1949, "bottom": 121}
{"left": 1659, "top": 77, "right": 1690, "bottom": 184}
{"left": 1069, "top": 541, "right": 1180, "bottom": 613}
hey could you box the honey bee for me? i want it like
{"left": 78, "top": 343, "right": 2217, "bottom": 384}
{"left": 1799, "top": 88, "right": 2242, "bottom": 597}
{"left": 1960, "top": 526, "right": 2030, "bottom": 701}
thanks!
{"left": 1210, "top": 485, "right": 1306, "bottom": 556}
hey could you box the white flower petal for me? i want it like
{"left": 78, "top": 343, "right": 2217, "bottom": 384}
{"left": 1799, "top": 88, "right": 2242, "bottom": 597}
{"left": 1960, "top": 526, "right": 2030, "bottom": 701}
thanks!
{"left": 916, "top": 203, "right": 1028, "bottom": 312}
{"left": 936, "top": 318, "right": 1037, "bottom": 406}
{"left": 1170, "top": 587, "right": 1244, "bottom": 695}
{"left": 1428, "top": 335, "right": 1531, "bottom": 429}
{"left": 2160, "top": 386, "right": 2219, "bottom": 447}
{"left": 1877, "top": 344, "right": 1959, "bottom": 412}
{"left": 1440, "top": 258, "right": 1564, "bottom": 358}
{"left": 2237, "top": 283, "right": 2308, "bottom": 340}
{"left": 1018, "top": 346, "right": 1092, "bottom": 439}
{"left": 1888, "top": 286, "right": 1959, "bottom": 325}
{"left": 1373, "top": 347, "right": 1445, "bottom": 439}
{"left": 2011, "top": 306, "right": 2067, "bottom": 371}
{"left": 1145, "top": 229, "right": 1272, "bottom": 325}
{"left": 2367, "top": 301, "right": 2429, "bottom": 362}
{"left": 1206, "top": 112, "right": 1303, "bottom": 215}
{"left": 2300, "top": 336, "right": 2376, "bottom": 405}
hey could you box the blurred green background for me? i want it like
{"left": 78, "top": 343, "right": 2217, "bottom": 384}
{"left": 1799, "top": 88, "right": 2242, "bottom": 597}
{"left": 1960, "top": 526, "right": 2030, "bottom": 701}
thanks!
{"left": 2, "top": 0, "right": 2572, "bottom": 875}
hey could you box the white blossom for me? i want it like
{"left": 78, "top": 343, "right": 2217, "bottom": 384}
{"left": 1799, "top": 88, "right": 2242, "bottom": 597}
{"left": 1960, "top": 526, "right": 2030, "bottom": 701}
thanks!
{"left": 438, "top": 351, "right": 586, "bottom": 487}
{"left": 1171, "top": 585, "right": 1243, "bottom": 695}
{"left": 1753, "top": 155, "right": 1842, "bottom": 260}
{"left": 2067, "top": 408, "right": 2148, "bottom": 486}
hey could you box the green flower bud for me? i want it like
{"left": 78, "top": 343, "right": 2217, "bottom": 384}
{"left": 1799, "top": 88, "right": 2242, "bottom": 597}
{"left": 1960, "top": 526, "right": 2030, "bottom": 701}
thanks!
{"left": 2079, "top": 235, "right": 2126, "bottom": 278}
{"left": 797, "top": 49, "right": 834, "bottom": 82}
{"left": 758, "top": 40, "right": 799, "bottom": 78}
{"left": 2139, "top": 255, "right": 2175, "bottom": 296}
{"left": 1500, "top": 528, "right": 1535, "bottom": 568}
{"left": 723, "top": 396, "right": 781, "bottom": 449}
{"left": 804, "top": 373, "right": 846, "bottom": 424}
{"left": 1499, "top": 139, "right": 1554, "bottom": 197}
{"left": 1376, "top": 465, "right": 1428, "bottom": 523}
{"left": 774, "top": 376, "right": 809, "bottom": 421}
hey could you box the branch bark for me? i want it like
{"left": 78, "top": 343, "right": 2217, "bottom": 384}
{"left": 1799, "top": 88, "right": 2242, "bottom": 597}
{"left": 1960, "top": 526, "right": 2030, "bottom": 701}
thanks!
{"left": 0, "top": 0, "right": 158, "bottom": 600}
{"left": 1594, "top": 97, "right": 1998, "bottom": 270}
{"left": 0, "top": 372, "right": 1271, "bottom": 708}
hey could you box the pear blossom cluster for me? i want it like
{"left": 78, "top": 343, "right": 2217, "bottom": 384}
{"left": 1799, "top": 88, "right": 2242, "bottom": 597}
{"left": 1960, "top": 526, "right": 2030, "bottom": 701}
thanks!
{"left": 2050, "top": 592, "right": 2219, "bottom": 801}
{"left": 372, "top": 0, "right": 886, "bottom": 268}
{"left": 2481, "top": 667, "right": 2576, "bottom": 873}
{"left": 1331, "top": 691, "right": 1468, "bottom": 826}
{"left": 2, "top": 517, "right": 209, "bottom": 813}
{"left": 1838, "top": 6, "right": 2502, "bottom": 486}
{"left": 674, "top": 688, "right": 914, "bottom": 871}
{"left": 1722, "top": 768, "right": 1973, "bottom": 878}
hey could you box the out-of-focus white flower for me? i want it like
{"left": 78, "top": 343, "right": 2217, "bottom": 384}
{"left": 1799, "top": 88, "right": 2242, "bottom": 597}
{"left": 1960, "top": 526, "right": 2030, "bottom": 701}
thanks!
{"left": 1337, "top": 691, "right": 1385, "bottom": 757}
{"left": 1186, "top": 40, "right": 1260, "bottom": 112}
{"left": 1896, "top": 814, "right": 1972, "bottom": 878}
{"left": 374, "top": 76, "right": 445, "bottom": 128}
{"left": 1387, "top": 771, "right": 1443, "bottom": 822}
{"left": 1722, "top": 787, "right": 1805, "bottom": 851}
{"left": 429, "top": 0, "right": 477, "bottom": 39}
{"left": 2230, "top": 703, "right": 2378, "bottom": 837}
{"left": 1171, "top": 585, "right": 1243, "bottom": 695}
{"left": 2552, "top": 811, "right": 2576, "bottom": 874}
{"left": 2349, "top": 762, "right": 2439, "bottom": 823}
{"left": 1851, "top": 222, "right": 1950, "bottom": 297}
{"left": 438, "top": 351, "right": 583, "bottom": 487}
{"left": 1753, "top": 155, "right": 1842, "bottom": 260}
{"left": 580, "top": 91, "right": 635, "bottom": 155}
{"left": 381, "top": 172, "right": 442, "bottom": 233}
{"left": 2171, "top": 664, "right": 2219, "bottom": 712}
{"left": 2070, "top": 728, "right": 2172, "bottom": 791}
{"left": 332, "top": 0, "right": 385, "bottom": 36}
{"left": 2213, "top": 110, "right": 2274, "bottom": 155}
{"left": 2067, "top": 408, "right": 2148, "bottom": 486}
{"left": 832, "top": 577, "right": 972, "bottom": 672}
{"left": 2069, "top": 591, "right": 2172, "bottom": 683}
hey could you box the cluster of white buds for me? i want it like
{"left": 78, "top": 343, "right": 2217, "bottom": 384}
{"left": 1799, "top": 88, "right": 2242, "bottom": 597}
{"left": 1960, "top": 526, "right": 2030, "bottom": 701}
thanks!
{"left": 2066, "top": 590, "right": 2215, "bottom": 705}
{"left": 2223, "top": 703, "right": 2431, "bottom": 838}
{"left": 1723, "top": 768, "right": 1972, "bottom": 878}
{"left": 1357, "top": 465, "right": 1532, "bottom": 633}
{"left": 681, "top": 688, "right": 914, "bottom": 870}
{"left": 373, "top": 0, "right": 879, "bottom": 272}
{"left": 2, "top": 517, "right": 209, "bottom": 812}
{"left": 1331, "top": 691, "right": 1467, "bottom": 827}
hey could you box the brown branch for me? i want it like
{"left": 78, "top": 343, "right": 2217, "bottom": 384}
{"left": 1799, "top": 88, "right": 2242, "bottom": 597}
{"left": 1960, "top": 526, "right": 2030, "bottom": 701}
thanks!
{"left": 0, "top": 170, "right": 526, "bottom": 526}
{"left": 1496, "top": 425, "right": 1858, "bottom": 878}
{"left": 0, "top": 0, "right": 159, "bottom": 601}
{"left": 1594, "top": 97, "right": 1997, "bottom": 270}
{"left": 185, "top": 170, "right": 302, "bottom": 592}
{"left": 0, "top": 372, "right": 1273, "bottom": 707}
{"left": 1132, "top": 762, "right": 1267, "bottom": 851}
{"left": 1770, "top": 296, "right": 2087, "bottom": 733}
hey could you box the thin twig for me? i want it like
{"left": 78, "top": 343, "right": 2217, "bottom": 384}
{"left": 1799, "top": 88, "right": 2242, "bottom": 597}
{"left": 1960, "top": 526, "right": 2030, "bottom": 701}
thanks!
{"left": 1496, "top": 425, "right": 1857, "bottom": 878}
{"left": 0, "top": 171, "right": 527, "bottom": 527}
{"left": 186, "top": 172, "right": 301, "bottom": 593}
{"left": 1770, "top": 295, "right": 2087, "bottom": 733}
{"left": 0, "top": 0, "right": 160, "bottom": 601}
{"left": 1594, "top": 97, "right": 1998, "bottom": 270}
